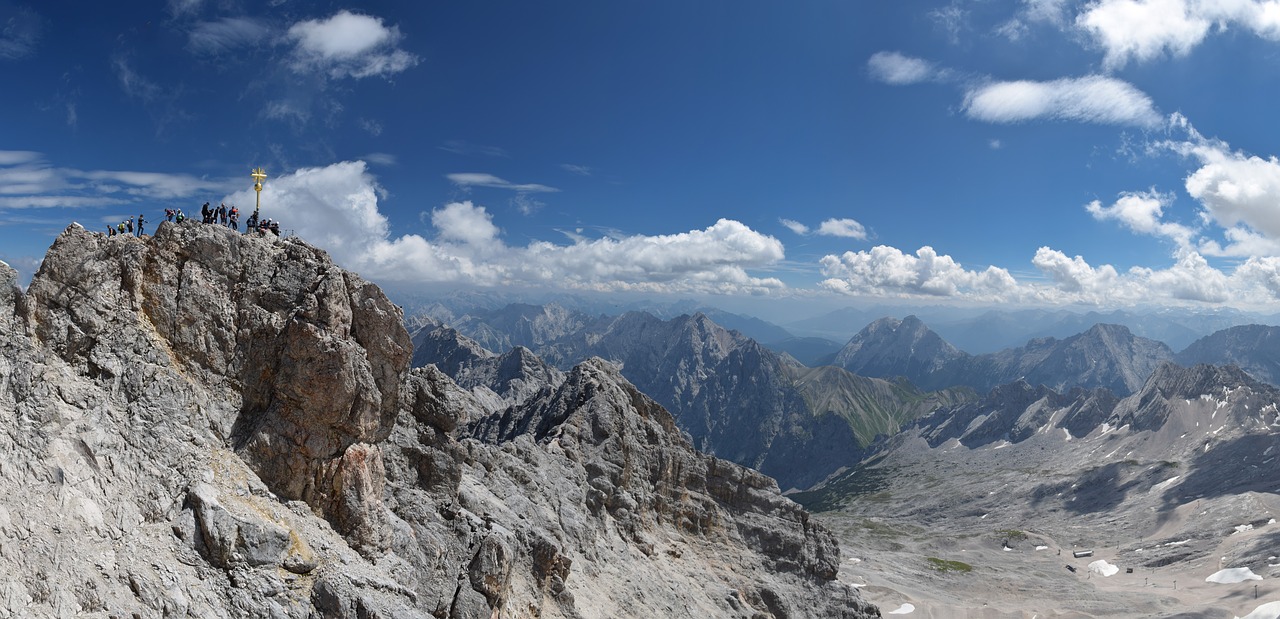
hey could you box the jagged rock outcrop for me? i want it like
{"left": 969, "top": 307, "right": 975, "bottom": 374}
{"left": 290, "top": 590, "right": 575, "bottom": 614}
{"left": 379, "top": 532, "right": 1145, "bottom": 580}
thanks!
{"left": 0, "top": 222, "right": 877, "bottom": 618}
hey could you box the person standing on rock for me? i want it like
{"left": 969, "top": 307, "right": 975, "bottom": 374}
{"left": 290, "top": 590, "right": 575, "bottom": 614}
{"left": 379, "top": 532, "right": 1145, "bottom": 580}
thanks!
{"left": 126, "top": 217, "right": 134, "bottom": 235}
{"left": 137, "top": 213, "right": 146, "bottom": 236}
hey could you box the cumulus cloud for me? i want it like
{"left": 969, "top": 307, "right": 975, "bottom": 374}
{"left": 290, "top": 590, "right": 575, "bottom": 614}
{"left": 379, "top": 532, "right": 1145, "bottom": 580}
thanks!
{"left": 1182, "top": 142, "right": 1280, "bottom": 241}
{"left": 819, "top": 245, "right": 1019, "bottom": 299}
{"left": 963, "top": 76, "right": 1160, "bottom": 126}
{"left": 446, "top": 173, "right": 559, "bottom": 193}
{"left": 780, "top": 219, "right": 809, "bottom": 235}
{"left": 1030, "top": 247, "right": 1125, "bottom": 301}
{"left": 431, "top": 201, "right": 500, "bottom": 245}
{"left": 1085, "top": 190, "right": 1196, "bottom": 250}
{"left": 816, "top": 242, "right": 1280, "bottom": 307}
{"left": 287, "top": 10, "right": 419, "bottom": 79}
{"left": 218, "top": 161, "right": 787, "bottom": 295}
{"left": 1077, "top": 0, "right": 1280, "bottom": 69}
{"left": 867, "top": 52, "right": 938, "bottom": 85}
{"left": 817, "top": 218, "right": 868, "bottom": 239}
{"left": 780, "top": 217, "right": 868, "bottom": 239}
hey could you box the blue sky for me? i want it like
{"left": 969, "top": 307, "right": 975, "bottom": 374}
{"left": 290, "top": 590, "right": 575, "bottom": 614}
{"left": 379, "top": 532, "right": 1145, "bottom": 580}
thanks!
{"left": 7, "top": 1, "right": 1280, "bottom": 314}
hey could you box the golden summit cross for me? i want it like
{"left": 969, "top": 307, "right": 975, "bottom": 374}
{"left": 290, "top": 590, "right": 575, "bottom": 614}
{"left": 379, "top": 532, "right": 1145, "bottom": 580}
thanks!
{"left": 251, "top": 167, "right": 267, "bottom": 213}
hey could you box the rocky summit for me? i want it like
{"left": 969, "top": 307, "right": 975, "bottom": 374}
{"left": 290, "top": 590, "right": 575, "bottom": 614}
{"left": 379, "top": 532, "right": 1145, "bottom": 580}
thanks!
{"left": 0, "top": 221, "right": 877, "bottom": 618}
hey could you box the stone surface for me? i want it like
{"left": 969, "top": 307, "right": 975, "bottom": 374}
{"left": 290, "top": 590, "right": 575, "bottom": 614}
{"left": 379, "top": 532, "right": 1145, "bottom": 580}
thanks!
{"left": 0, "top": 222, "right": 878, "bottom": 618}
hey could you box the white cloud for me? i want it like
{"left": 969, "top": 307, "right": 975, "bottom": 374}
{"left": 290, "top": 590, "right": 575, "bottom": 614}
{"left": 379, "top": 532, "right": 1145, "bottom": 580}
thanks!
{"left": 81, "top": 170, "right": 224, "bottom": 200}
{"left": 262, "top": 100, "right": 310, "bottom": 124}
{"left": 287, "top": 11, "right": 419, "bottom": 79}
{"left": 432, "top": 201, "right": 500, "bottom": 245}
{"left": 187, "top": 17, "right": 269, "bottom": 55}
{"left": 360, "top": 152, "right": 397, "bottom": 166}
{"left": 0, "top": 5, "right": 41, "bottom": 60}
{"left": 1182, "top": 142, "right": 1280, "bottom": 242}
{"left": 867, "top": 52, "right": 937, "bottom": 85}
{"left": 358, "top": 118, "right": 383, "bottom": 136}
{"left": 219, "top": 161, "right": 787, "bottom": 295}
{"left": 1076, "top": 0, "right": 1280, "bottom": 69}
{"left": 0, "top": 151, "right": 231, "bottom": 213}
{"left": 930, "top": 4, "right": 970, "bottom": 44}
{"left": 0, "top": 196, "right": 130, "bottom": 209}
{"left": 1077, "top": 0, "right": 1210, "bottom": 69}
{"left": 817, "top": 218, "right": 868, "bottom": 239}
{"left": 560, "top": 163, "right": 592, "bottom": 176}
{"left": 167, "top": 0, "right": 203, "bottom": 18}
{"left": 963, "top": 76, "right": 1160, "bottom": 127}
{"left": 780, "top": 219, "right": 809, "bottom": 235}
{"left": 816, "top": 242, "right": 1280, "bottom": 307}
{"left": 112, "top": 56, "right": 162, "bottom": 103}
{"left": 1030, "top": 247, "right": 1125, "bottom": 300}
{"left": 446, "top": 173, "right": 559, "bottom": 193}
{"left": 819, "top": 245, "right": 1019, "bottom": 299}
{"left": 0, "top": 151, "right": 41, "bottom": 165}
{"left": 439, "top": 141, "right": 509, "bottom": 157}
{"left": 1085, "top": 190, "right": 1196, "bottom": 250}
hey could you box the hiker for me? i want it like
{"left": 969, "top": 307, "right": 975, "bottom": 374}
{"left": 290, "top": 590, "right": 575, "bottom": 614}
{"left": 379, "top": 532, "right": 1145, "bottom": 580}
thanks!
{"left": 176, "top": 210, "right": 185, "bottom": 223}
{"left": 245, "top": 211, "right": 258, "bottom": 233}
{"left": 117, "top": 222, "right": 126, "bottom": 235}
{"left": 164, "top": 208, "right": 174, "bottom": 222}
{"left": 137, "top": 214, "right": 146, "bottom": 236}
{"left": 268, "top": 220, "right": 280, "bottom": 236}
{"left": 107, "top": 225, "right": 114, "bottom": 236}
{"left": 229, "top": 206, "right": 239, "bottom": 231}
{"left": 201, "top": 202, "right": 211, "bottom": 224}
{"left": 218, "top": 203, "right": 228, "bottom": 225}
{"left": 126, "top": 217, "right": 134, "bottom": 235}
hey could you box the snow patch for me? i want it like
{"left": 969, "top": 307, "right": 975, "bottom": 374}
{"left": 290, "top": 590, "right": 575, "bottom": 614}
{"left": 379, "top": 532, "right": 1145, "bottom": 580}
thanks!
{"left": 1235, "top": 524, "right": 1255, "bottom": 535}
{"left": 1235, "top": 601, "right": 1280, "bottom": 619}
{"left": 1062, "top": 428, "right": 1072, "bottom": 441}
{"left": 1088, "top": 560, "right": 1119, "bottom": 577}
{"left": 1208, "top": 567, "right": 1262, "bottom": 584}
{"left": 887, "top": 603, "right": 915, "bottom": 615}
{"left": 1035, "top": 545, "right": 1049, "bottom": 551}
{"left": 1152, "top": 476, "right": 1180, "bottom": 492}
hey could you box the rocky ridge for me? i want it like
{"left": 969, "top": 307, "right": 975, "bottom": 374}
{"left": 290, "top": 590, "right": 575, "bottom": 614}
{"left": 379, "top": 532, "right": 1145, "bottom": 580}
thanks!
{"left": 0, "top": 222, "right": 877, "bottom": 618}
{"left": 835, "top": 317, "right": 1175, "bottom": 395}
{"left": 412, "top": 312, "right": 969, "bottom": 491}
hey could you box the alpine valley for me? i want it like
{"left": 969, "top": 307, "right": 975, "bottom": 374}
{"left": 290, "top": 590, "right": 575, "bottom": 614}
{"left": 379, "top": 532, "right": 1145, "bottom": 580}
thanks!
{"left": 418, "top": 300, "right": 1280, "bottom": 618}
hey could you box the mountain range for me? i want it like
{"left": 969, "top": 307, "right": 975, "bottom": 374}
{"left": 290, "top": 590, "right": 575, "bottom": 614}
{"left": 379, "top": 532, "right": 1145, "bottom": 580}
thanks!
{"left": 0, "top": 223, "right": 878, "bottom": 618}
{"left": 834, "top": 315, "right": 1280, "bottom": 396}
{"left": 411, "top": 311, "right": 972, "bottom": 491}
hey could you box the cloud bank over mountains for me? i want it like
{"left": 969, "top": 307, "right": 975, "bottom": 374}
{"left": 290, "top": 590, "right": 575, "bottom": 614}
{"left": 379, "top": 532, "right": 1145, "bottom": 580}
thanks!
{"left": 205, "top": 153, "right": 1280, "bottom": 308}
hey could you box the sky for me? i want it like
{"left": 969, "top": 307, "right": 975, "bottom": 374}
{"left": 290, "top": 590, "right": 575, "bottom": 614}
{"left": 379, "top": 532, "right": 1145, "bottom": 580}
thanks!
{"left": 7, "top": 1, "right": 1280, "bottom": 317}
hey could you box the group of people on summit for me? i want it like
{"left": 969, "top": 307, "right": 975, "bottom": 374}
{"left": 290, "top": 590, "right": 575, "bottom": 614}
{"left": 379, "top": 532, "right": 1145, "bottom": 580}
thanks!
{"left": 105, "top": 214, "right": 145, "bottom": 237}
{"left": 106, "top": 202, "right": 282, "bottom": 238}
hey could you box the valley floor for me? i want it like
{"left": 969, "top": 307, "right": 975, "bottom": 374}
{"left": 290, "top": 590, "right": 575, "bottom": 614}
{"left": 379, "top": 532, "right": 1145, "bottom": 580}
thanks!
{"left": 823, "top": 504, "right": 1280, "bottom": 619}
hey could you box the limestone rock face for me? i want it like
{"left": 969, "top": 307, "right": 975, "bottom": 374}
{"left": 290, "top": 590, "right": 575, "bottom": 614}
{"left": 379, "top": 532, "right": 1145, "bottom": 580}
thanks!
{"left": 0, "top": 222, "right": 878, "bottom": 618}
